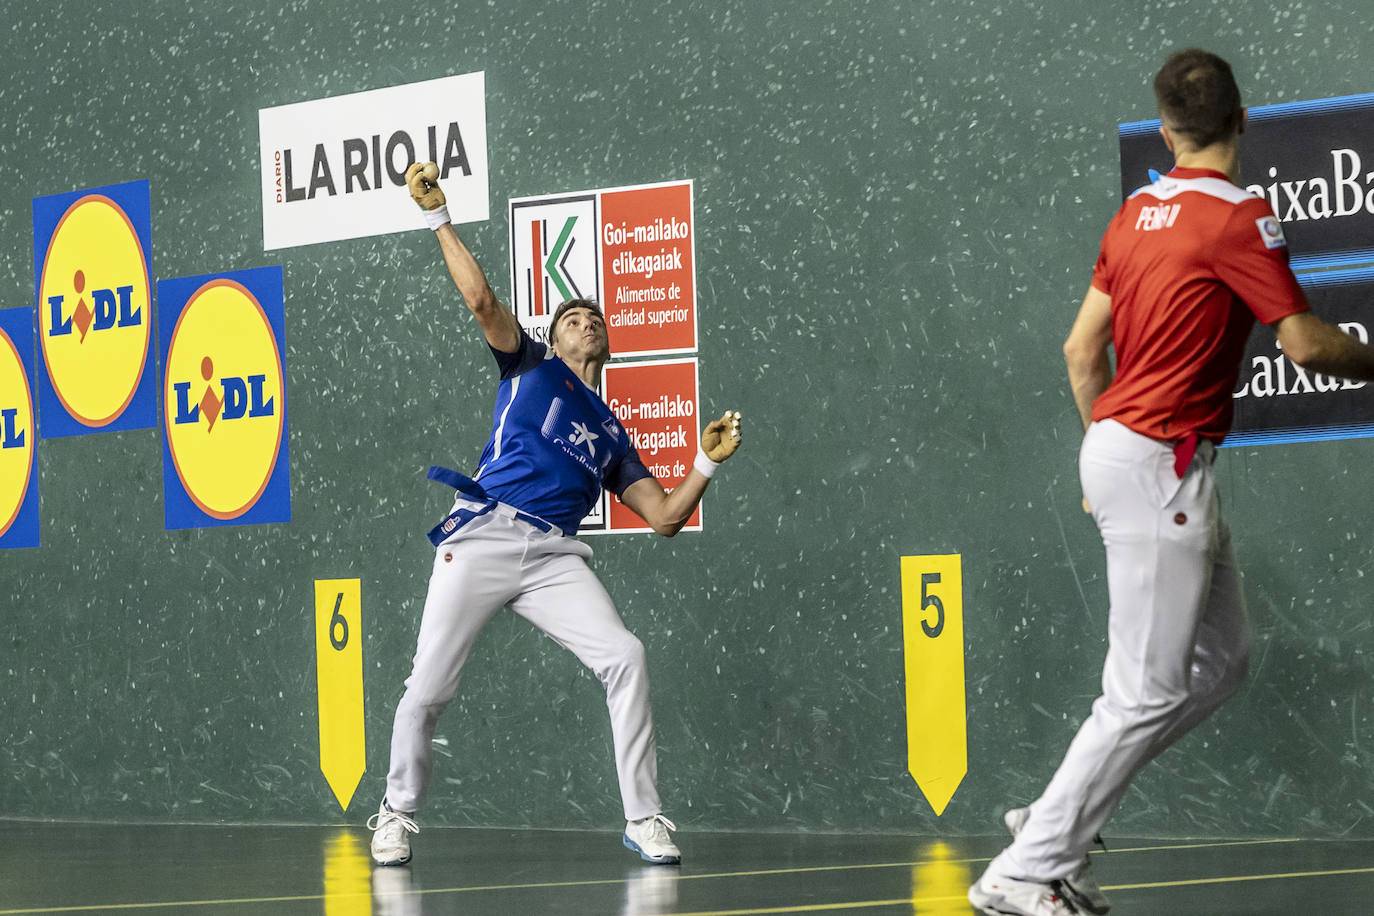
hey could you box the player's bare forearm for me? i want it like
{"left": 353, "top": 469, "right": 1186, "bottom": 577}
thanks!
{"left": 620, "top": 411, "right": 742, "bottom": 537}
{"left": 627, "top": 474, "right": 712, "bottom": 538}
{"left": 1067, "top": 351, "right": 1111, "bottom": 430}
{"left": 406, "top": 160, "right": 519, "bottom": 351}
{"left": 434, "top": 224, "right": 520, "bottom": 351}
{"left": 1276, "top": 311, "right": 1374, "bottom": 382}
{"left": 1064, "top": 286, "right": 1114, "bottom": 431}
{"left": 618, "top": 476, "right": 698, "bottom": 537}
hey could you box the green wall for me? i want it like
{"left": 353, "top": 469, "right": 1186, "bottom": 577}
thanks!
{"left": 3, "top": 0, "right": 1374, "bottom": 836}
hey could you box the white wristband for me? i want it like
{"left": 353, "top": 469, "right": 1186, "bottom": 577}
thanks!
{"left": 693, "top": 448, "right": 720, "bottom": 479}
{"left": 422, "top": 204, "right": 451, "bottom": 231}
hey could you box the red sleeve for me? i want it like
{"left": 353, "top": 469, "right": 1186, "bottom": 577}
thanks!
{"left": 1213, "top": 198, "right": 1310, "bottom": 325}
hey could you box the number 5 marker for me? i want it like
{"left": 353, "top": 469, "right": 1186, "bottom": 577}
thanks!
{"left": 900, "top": 555, "right": 967, "bottom": 816}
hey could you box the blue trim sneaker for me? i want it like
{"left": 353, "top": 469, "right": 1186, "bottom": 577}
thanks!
{"left": 1002, "top": 808, "right": 1110, "bottom": 914}
{"left": 368, "top": 800, "right": 419, "bottom": 866}
{"left": 623, "top": 813, "right": 681, "bottom": 865}
{"left": 969, "top": 866, "right": 1080, "bottom": 915}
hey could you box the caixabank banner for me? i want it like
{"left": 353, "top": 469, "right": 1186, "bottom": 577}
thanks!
{"left": 1119, "top": 93, "right": 1374, "bottom": 269}
{"left": 1229, "top": 266, "right": 1374, "bottom": 446}
{"left": 32, "top": 179, "right": 156, "bottom": 437}
{"left": 157, "top": 266, "right": 290, "bottom": 529}
{"left": 1117, "top": 92, "right": 1374, "bottom": 446}
{"left": 0, "top": 307, "right": 40, "bottom": 549}
{"left": 509, "top": 180, "right": 697, "bottom": 357}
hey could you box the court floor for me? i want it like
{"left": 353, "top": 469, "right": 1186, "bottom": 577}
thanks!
{"left": 1, "top": 820, "right": 1372, "bottom": 914}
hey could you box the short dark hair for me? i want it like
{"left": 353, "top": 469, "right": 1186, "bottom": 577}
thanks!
{"left": 547, "top": 298, "right": 604, "bottom": 349}
{"left": 1153, "top": 49, "right": 1243, "bottom": 149}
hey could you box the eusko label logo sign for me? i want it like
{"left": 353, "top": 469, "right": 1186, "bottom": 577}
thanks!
{"left": 509, "top": 195, "right": 600, "bottom": 341}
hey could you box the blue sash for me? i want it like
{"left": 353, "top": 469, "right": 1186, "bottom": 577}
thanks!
{"left": 425, "top": 466, "right": 557, "bottom": 545}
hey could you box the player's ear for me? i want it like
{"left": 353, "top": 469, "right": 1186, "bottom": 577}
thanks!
{"left": 1158, "top": 122, "right": 1176, "bottom": 153}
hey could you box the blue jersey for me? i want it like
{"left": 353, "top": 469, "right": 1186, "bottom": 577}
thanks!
{"left": 470, "top": 331, "right": 652, "bottom": 533}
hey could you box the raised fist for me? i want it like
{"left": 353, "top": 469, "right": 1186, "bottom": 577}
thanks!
{"left": 406, "top": 161, "right": 446, "bottom": 211}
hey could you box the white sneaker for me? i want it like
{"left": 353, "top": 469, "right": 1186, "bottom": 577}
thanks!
{"left": 367, "top": 801, "right": 419, "bottom": 866}
{"left": 1002, "top": 808, "right": 1110, "bottom": 914}
{"left": 622, "top": 813, "right": 681, "bottom": 864}
{"left": 969, "top": 867, "right": 1080, "bottom": 916}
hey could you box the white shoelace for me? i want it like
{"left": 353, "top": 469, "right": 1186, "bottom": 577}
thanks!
{"left": 368, "top": 809, "right": 420, "bottom": 838}
{"left": 645, "top": 813, "right": 676, "bottom": 839}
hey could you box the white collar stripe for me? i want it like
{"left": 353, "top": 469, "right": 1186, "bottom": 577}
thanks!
{"left": 1130, "top": 175, "right": 1256, "bottom": 205}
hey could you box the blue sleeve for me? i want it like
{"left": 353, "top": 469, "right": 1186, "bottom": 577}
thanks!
{"left": 604, "top": 445, "right": 654, "bottom": 497}
{"left": 491, "top": 330, "right": 548, "bottom": 380}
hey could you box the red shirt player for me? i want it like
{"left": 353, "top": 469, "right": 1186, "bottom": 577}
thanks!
{"left": 971, "top": 49, "right": 1374, "bottom": 916}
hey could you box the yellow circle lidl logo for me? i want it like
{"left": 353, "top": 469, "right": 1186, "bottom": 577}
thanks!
{"left": 0, "top": 327, "right": 36, "bottom": 538}
{"left": 37, "top": 194, "right": 151, "bottom": 427}
{"left": 164, "top": 279, "right": 285, "bottom": 520}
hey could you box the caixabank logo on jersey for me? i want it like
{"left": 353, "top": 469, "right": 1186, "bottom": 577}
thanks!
{"left": 509, "top": 193, "right": 601, "bottom": 342}
{"left": 0, "top": 307, "right": 39, "bottom": 549}
{"left": 157, "top": 266, "right": 290, "bottom": 529}
{"left": 32, "top": 179, "right": 155, "bottom": 437}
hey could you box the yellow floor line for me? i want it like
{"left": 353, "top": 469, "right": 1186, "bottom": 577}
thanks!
{"left": 1109, "top": 864, "right": 1374, "bottom": 891}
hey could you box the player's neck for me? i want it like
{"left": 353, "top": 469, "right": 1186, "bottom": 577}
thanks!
{"left": 558, "top": 353, "right": 606, "bottom": 392}
{"left": 1173, "top": 141, "right": 1240, "bottom": 184}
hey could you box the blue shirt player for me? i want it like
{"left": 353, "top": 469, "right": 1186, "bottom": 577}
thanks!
{"left": 369, "top": 162, "right": 743, "bottom": 869}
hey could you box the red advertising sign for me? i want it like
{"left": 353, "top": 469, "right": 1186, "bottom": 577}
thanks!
{"left": 599, "top": 183, "right": 696, "bottom": 355}
{"left": 592, "top": 357, "right": 701, "bottom": 534}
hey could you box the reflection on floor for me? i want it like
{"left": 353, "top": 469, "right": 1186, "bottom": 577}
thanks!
{"left": 2, "top": 820, "right": 1372, "bottom": 914}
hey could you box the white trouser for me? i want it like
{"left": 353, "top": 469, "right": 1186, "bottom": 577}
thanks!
{"left": 384, "top": 498, "right": 662, "bottom": 821}
{"left": 1000, "top": 419, "right": 1250, "bottom": 880}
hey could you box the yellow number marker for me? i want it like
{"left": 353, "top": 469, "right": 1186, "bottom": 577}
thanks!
{"left": 316, "top": 579, "right": 365, "bottom": 812}
{"left": 900, "top": 555, "right": 967, "bottom": 816}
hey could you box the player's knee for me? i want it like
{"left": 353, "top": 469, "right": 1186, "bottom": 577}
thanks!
{"left": 399, "top": 676, "right": 461, "bottom": 715}
{"left": 599, "top": 632, "right": 647, "bottom": 681}
{"left": 617, "top": 632, "right": 647, "bottom": 667}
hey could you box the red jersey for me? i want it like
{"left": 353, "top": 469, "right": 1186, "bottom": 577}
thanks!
{"left": 1090, "top": 166, "right": 1309, "bottom": 442}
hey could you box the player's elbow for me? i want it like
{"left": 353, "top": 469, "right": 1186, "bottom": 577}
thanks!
{"left": 464, "top": 285, "right": 500, "bottom": 319}
{"left": 1063, "top": 336, "right": 1100, "bottom": 376}
{"left": 652, "top": 519, "right": 685, "bottom": 538}
{"left": 1276, "top": 327, "right": 1324, "bottom": 370}
{"left": 1280, "top": 338, "right": 1320, "bottom": 370}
